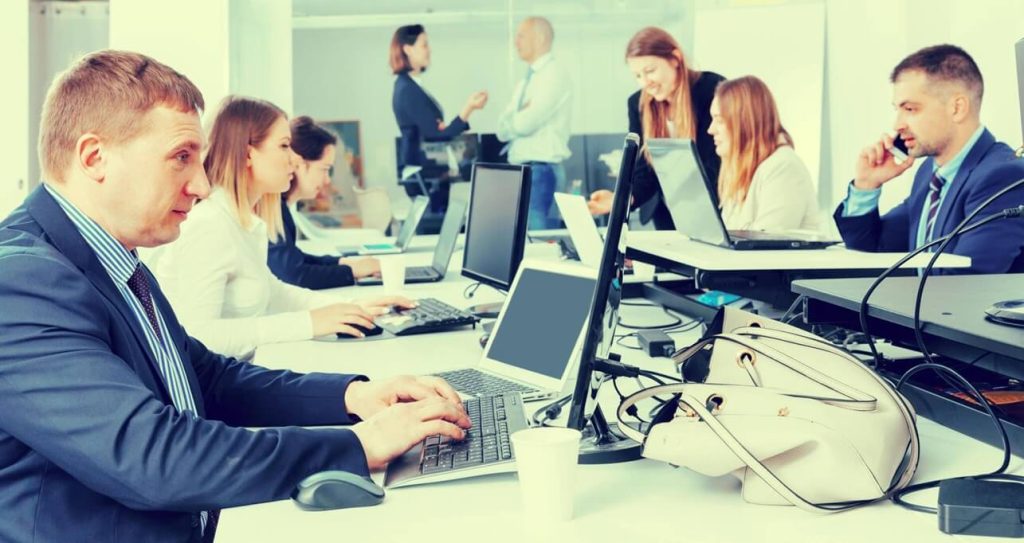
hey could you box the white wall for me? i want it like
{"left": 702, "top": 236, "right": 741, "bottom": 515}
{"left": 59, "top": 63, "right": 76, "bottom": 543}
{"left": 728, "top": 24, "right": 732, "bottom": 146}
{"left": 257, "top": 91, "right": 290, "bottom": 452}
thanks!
{"left": 0, "top": 0, "right": 30, "bottom": 218}
{"left": 230, "top": 0, "right": 293, "bottom": 114}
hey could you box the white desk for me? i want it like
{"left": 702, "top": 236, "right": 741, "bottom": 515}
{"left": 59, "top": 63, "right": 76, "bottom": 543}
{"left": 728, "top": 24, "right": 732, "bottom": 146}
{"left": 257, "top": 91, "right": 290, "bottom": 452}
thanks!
{"left": 627, "top": 231, "right": 971, "bottom": 271}
{"left": 217, "top": 239, "right": 1011, "bottom": 543}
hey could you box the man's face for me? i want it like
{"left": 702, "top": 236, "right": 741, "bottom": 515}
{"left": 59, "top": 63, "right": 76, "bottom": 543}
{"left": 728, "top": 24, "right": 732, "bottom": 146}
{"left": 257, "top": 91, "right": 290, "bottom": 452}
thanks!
{"left": 891, "top": 70, "right": 955, "bottom": 159}
{"left": 98, "top": 106, "right": 209, "bottom": 249}
{"left": 515, "top": 22, "right": 534, "bottom": 62}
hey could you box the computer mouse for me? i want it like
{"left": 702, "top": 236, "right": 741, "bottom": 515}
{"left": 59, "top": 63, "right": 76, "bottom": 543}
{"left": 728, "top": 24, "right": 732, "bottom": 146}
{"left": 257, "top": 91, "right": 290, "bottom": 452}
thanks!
{"left": 336, "top": 323, "right": 383, "bottom": 339}
{"left": 291, "top": 471, "right": 385, "bottom": 511}
{"left": 478, "top": 332, "right": 490, "bottom": 348}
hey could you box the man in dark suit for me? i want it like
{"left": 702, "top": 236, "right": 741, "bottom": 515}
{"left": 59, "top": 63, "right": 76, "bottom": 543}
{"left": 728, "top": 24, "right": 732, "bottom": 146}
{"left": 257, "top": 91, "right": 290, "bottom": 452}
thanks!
{"left": 834, "top": 44, "right": 1024, "bottom": 274}
{"left": 0, "top": 50, "right": 469, "bottom": 543}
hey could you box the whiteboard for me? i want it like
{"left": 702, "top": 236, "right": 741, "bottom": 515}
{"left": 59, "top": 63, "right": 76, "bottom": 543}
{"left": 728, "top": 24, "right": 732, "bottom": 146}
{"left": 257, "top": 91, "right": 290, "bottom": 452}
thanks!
{"left": 694, "top": 2, "right": 825, "bottom": 193}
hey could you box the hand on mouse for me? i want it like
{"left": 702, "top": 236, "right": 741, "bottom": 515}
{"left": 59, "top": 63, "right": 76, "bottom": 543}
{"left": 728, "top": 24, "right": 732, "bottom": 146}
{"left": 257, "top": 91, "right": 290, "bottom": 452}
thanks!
{"left": 350, "top": 397, "right": 471, "bottom": 470}
{"left": 309, "top": 303, "right": 376, "bottom": 338}
{"left": 344, "top": 375, "right": 463, "bottom": 421}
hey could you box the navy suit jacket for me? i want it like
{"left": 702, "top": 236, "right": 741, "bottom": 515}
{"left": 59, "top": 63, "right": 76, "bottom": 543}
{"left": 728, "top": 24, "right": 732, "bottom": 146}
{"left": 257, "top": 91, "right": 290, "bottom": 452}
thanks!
{"left": 834, "top": 129, "right": 1024, "bottom": 274}
{"left": 392, "top": 71, "right": 469, "bottom": 171}
{"left": 628, "top": 71, "right": 725, "bottom": 230}
{"left": 268, "top": 198, "right": 355, "bottom": 289}
{"left": 0, "top": 187, "right": 370, "bottom": 542}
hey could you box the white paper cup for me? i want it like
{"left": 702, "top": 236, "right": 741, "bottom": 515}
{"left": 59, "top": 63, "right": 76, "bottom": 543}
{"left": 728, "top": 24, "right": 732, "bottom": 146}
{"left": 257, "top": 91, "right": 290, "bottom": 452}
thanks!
{"left": 510, "top": 427, "right": 581, "bottom": 522}
{"left": 379, "top": 256, "right": 405, "bottom": 293}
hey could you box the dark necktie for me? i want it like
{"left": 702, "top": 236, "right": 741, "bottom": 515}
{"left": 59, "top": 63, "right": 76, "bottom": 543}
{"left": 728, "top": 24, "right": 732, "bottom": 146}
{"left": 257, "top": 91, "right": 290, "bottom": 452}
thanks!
{"left": 127, "top": 265, "right": 220, "bottom": 540}
{"left": 924, "top": 172, "right": 946, "bottom": 243}
{"left": 127, "top": 265, "right": 162, "bottom": 340}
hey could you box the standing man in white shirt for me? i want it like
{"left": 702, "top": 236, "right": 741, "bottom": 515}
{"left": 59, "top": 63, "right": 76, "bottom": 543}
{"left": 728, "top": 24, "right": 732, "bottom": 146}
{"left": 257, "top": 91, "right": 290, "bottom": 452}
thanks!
{"left": 496, "top": 17, "right": 573, "bottom": 230}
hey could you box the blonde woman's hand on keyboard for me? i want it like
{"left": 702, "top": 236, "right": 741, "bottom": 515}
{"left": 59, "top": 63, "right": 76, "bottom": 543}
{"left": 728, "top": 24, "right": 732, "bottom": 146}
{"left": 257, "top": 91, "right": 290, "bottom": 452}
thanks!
{"left": 358, "top": 296, "right": 417, "bottom": 313}
{"left": 350, "top": 397, "right": 471, "bottom": 470}
{"left": 310, "top": 302, "right": 376, "bottom": 338}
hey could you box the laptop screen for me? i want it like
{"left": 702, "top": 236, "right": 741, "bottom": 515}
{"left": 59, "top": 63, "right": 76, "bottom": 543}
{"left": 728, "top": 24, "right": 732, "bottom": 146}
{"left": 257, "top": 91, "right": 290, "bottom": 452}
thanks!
{"left": 646, "top": 139, "right": 731, "bottom": 247}
{"left": 485, "top": 268, "right": 596, "bottom": 379}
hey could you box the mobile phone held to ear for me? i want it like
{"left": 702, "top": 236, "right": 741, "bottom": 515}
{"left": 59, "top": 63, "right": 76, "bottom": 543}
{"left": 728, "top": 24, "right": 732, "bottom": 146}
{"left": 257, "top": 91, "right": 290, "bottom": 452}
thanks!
{"left": 890, "top": 134, "right": 909, "bottom": 162}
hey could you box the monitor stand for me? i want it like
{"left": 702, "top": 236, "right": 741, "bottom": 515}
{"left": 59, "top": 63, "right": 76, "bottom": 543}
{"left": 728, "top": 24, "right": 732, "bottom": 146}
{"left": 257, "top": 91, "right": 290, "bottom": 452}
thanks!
{"left": 466, "top": 302, "right": 504, "bottom": 319}
{"left": 577, "top": 405, "right": 642, "bottom": 464}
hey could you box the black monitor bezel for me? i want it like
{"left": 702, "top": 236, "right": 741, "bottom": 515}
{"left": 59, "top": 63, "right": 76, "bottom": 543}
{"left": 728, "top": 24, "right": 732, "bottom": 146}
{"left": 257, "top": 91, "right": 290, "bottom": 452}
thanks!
{"left": 460, "top": 162, "right": 532, "bottom": 292}
{"left": 566, "top": 135, "right": 640, "bottom": 430}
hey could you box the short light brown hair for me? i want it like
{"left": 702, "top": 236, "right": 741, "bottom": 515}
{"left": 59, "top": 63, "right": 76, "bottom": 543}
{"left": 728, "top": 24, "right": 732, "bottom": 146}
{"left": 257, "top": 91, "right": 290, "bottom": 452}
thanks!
{"left": 891, "top": 44, "right": 984, "bottom": 108}
{"left": 39, "top": 49, "right": 204, "bottom": 183}
{"left": 389, "top": 24, "right": 425, "bottom": 74}
{"left": 204, "top": 96, "right": 288, "bottom": 242}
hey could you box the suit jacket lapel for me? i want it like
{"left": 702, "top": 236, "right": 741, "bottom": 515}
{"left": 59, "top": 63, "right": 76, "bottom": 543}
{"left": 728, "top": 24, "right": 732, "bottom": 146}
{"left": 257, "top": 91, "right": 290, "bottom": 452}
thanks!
{"left": 25, "top": 187, "right": 175, "bottom": 403}
{"left": 906, "top": 158, "right": 933, "bottom": 249}
{"left": 933, "top": 129, "right": 996, "bottom": 238}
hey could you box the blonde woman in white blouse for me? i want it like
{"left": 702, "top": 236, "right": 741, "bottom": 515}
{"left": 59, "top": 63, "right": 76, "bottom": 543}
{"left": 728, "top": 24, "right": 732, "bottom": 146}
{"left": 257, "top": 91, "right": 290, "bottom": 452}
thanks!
{"left": 146, "top": 96, "right": 410, "bottom": 359}
{"left": 707, "top": 76, "right": 820, "bottom": 232}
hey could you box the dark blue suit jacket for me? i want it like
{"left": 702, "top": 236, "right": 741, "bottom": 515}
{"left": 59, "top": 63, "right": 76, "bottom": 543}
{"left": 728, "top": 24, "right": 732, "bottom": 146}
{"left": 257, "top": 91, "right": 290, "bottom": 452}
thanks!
{"left": 268, "top": 198, "right": 354, "bottom": 289}
{"left": 0, "top": 187, "right": 370, "bottom": 542}
{"left": 392, "top": 71, "right": 469, "bottom": 171}
{"left": 834, "top": 129, "right": 1024, "bottom": 274}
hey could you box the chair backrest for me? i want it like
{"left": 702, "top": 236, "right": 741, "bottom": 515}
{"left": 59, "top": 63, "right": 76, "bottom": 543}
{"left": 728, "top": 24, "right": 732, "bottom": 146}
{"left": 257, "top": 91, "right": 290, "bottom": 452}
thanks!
{"left": 353, "top": 187, "right": 393, "bottom": 234}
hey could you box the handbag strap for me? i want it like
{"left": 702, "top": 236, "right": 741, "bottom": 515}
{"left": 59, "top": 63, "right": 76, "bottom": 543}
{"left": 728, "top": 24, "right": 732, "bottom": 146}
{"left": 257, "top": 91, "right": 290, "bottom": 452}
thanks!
{"left": 731, "top": 326, "right": 921, "bottom": 493}
{"left": 617, "top": 383, "right": 875, "bottom": 513}
{"left": 678, "top": 333, "right": 878, "bottom": 409}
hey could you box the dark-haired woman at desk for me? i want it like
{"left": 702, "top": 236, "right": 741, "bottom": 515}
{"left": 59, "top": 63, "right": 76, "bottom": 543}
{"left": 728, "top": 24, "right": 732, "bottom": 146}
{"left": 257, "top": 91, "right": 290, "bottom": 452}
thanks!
{"left": 268, "top": 116, "right": 380, "bottom": 290}
{"left": 588, "top": 26, "right": 724, "bottom": 230}
{"left": 390, "top": 24, "right": 488, "bottom": 202}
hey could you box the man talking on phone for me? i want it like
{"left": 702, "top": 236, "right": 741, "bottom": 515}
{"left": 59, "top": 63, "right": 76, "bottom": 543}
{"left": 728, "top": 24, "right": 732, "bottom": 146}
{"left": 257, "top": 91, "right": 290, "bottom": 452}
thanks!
{"left": 834, "top": 44, "right": 1024, "bottom": 274}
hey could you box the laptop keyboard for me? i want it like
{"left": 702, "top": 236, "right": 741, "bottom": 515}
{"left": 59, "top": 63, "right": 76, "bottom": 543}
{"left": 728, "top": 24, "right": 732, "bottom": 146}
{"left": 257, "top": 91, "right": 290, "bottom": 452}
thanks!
{"left": 433, "top": 368, "right": 540, "bottom": 397}
{"left": 420, "top": 393, "right": 527, "bottom": 475}
{"left": 374, "top": 298, "right": 478, "bottom": 336}
{"left": 404, "top": 266, "right": 436, "bottom": 279}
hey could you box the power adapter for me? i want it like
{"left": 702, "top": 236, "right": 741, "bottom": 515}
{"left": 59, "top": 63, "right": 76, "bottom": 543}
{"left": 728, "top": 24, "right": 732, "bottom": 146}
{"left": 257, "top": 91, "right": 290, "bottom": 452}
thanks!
{"left": 938, "top": 478, "right": 1024, "bottom": 537}
{"left": 637, "top": 330, "right": 675, "bottom": 358}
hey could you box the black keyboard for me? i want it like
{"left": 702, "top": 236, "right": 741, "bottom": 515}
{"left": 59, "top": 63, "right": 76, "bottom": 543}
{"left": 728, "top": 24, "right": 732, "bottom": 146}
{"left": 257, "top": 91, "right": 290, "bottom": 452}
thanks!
{"left": 434, "top": 368, "right": 540, "bottom": 397}
{"left": 374, "top": 297, "right": 478, "bottom": 336}
{"left": 421, "top": 393, "right": 527, "bottom": 475}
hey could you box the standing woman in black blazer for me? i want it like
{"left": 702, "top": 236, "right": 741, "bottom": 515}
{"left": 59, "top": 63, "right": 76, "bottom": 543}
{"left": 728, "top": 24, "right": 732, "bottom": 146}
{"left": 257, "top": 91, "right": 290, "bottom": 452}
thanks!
{"left": 390, "top": 24, "right": 488, "bottom": 197}
{"left": 267, "top": 116, "right": 380, "bottom": 289}
{"left": 588, "top": 27, "right": 725, "bottom": 230}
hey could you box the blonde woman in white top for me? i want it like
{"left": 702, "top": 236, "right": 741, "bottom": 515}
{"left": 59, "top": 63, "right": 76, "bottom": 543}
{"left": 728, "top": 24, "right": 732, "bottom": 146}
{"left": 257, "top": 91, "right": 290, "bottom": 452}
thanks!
{"left": 147, "top": 96, "right": 409, "bottom": 359}
{"left": 707, "top": 76, "right": 820, "bottom": 232}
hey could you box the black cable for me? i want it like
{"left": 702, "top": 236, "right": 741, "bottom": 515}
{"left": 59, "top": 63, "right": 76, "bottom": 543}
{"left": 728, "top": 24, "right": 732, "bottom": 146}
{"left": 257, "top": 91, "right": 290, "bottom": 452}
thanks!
{"left": 530, "top": 394, "right": 572, "bottom": 427}
{"left": 890, "top": 363, "right": 1024, "bottom": 514}
{"left": 912, "top": 200, "right": 1024, "bottom": 367}
{"left": 858, "top": 211, "right": 1009, "bottom": 368}
{"left": 462, "top": 281, "right": 482, "bottom": 299}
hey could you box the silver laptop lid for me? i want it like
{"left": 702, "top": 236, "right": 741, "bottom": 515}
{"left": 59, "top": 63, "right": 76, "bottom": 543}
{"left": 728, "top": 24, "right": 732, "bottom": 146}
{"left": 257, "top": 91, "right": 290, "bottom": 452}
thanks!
{"left": 479, "top": 259, "right": 597, "bottom": 393}
{"left": 431, "top": 198, "right": 467, "bottom": 273}
{"left": 395, "top": 196, "right": 430, "bottom": 250}
{"left": 646, "top": 138, "right": 732, "bottom": 248}
{"left": 554, "top": 193, "right": 603, "bottom": 268}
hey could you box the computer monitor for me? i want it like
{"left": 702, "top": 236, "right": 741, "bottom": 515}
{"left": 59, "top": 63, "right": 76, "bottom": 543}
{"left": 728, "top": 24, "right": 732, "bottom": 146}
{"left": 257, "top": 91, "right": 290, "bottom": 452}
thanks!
{"left": 461, "top": 163, "right": 532, "bottom": 314}
{"left": 565, "top": 133, "right": 643, "bottom": 464}
{"left": 1016, "top": 38, "right": 1024, "bottom": 148}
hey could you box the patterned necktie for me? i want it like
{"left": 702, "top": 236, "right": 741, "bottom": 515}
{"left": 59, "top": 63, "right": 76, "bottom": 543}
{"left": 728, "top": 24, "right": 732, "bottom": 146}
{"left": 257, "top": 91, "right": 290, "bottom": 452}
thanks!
{"left": 127, "top": 265, "right": 220, "bottom": 540}
{"left": 127, "top": 265, "right": 162, "bottom": 340}
{"left": 924, "top": 172, "right": 946, "bottom": 243}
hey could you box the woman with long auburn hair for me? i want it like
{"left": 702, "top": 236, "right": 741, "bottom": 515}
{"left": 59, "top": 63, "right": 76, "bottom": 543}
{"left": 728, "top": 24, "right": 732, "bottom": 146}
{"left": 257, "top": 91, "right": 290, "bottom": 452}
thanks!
{"left": 588, "top": 26, "right": 725, "bottom": 229}
{"left": 708, "top": 76, "right": 820, "bottom": 231}
{"left": 146, "top": 96, "right": 411, "bottom": 359}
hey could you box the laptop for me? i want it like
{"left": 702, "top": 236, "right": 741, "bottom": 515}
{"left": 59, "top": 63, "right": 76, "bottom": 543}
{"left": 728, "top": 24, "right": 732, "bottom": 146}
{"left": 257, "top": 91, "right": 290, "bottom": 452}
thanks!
{"left": 431, "top": 259, "right": 597, "bottom": 403}
{"left": 356, "top": 199, "right": 466, "bottom": 286}
{"left": 338, "top": 195, "right": 429, "bottom": 256}
{"left": 646, "top": 138, "right": 837, "bottom": 250}
{"left": 554, "top": 193, "right": 604, "bottom": 268}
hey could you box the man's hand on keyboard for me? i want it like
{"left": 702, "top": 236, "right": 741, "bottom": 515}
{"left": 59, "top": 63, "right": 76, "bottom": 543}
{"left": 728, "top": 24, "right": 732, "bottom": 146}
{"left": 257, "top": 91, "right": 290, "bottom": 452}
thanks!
{"left": 345, "top": 375, "right": 463, "bottom": 420}
{"left": 351, "top": 397, "right": 472, "bottom": 470}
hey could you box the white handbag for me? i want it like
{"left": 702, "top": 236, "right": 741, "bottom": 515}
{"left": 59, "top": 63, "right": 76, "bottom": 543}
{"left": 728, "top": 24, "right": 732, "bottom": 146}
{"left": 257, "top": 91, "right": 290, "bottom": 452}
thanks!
{"left": 615, "top": 307, "right": 919, "bottom": 513}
